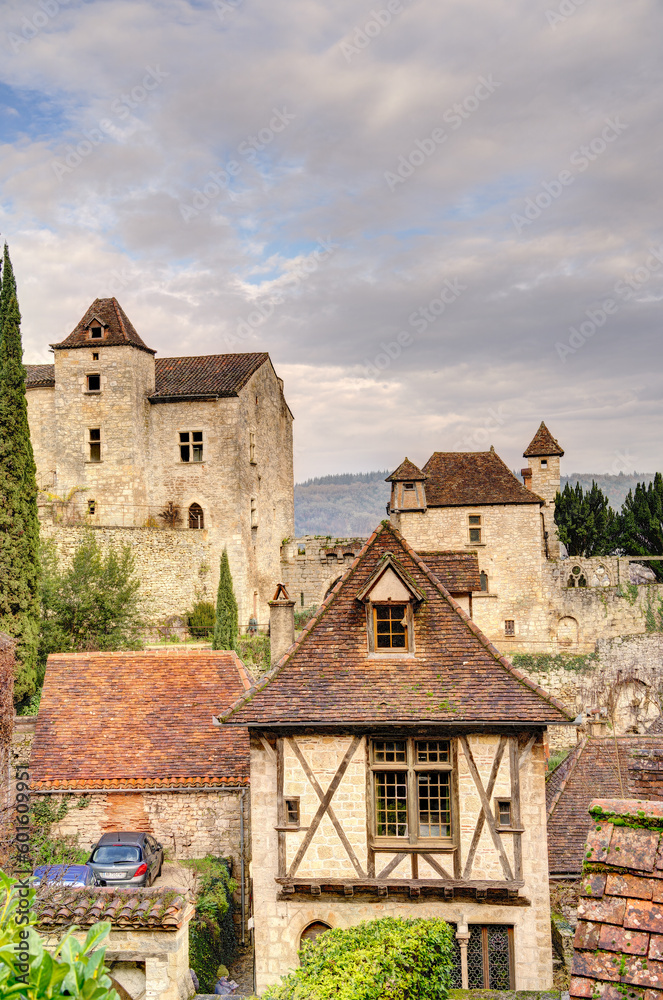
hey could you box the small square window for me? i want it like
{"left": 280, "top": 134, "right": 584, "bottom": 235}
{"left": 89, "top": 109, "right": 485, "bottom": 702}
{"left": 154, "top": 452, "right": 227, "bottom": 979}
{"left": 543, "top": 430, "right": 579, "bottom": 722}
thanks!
{"left": 496, "top": 799, "right": 512, "bottom": 827}
{"left": 541, "top": 459, "right": 548, "bottom": 468}
{"left": 469, "top": 528, "right": 482, "bottom": 543}
{"left": 87, "top": 374, "right": 100, "bottom": 392}
{"left": 404, "top": 482, "right": 415, "bottom": 490}
{"left": 285, "top": 798, "right": 300, "bottom": 826}
{"left": 180, "top": 431, "right": 203, "bottom": 463}
{"left": 504, "top": 619, "right": 515, "bottom": 636}
{"left": 372, "top": 740, "right": 407, "bottom": 763}
{"left": 469, "top": 515, "right": 481, "bottom": 525}
{"left": 92, "top": 352, "right": 99, "bottom": 361}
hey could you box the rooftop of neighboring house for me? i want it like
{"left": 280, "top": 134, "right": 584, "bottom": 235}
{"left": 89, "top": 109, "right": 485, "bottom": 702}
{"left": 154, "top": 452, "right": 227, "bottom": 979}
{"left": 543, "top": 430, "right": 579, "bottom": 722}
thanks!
{"left": 31, "top": 650, "right": 251, "bottom": 790}
{"left": 415, "top": 551, "right": 482, "bottom": 593}
{"left": 546, "top": 735, "right": 663, "bottom": 874}
{"left": 34, "top": 886, "right": 191, "bottom": 931}
{"left": 221, "top": 521, "right": 572, "bottom": 728}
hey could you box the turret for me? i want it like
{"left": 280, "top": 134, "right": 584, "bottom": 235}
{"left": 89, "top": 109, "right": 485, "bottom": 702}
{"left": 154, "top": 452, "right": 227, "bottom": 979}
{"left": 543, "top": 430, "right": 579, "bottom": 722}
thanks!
{"left": 386, "top": 458, "right": 427, "bottom": 527}
{"left": 522, "top": 422, "right": 564, "bottom": 558}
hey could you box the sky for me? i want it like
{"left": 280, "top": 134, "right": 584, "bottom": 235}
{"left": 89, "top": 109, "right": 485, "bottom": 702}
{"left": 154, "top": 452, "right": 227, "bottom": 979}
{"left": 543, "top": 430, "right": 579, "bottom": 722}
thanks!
{"left": 1, "top": 0, "right": 661, "bottom": 481}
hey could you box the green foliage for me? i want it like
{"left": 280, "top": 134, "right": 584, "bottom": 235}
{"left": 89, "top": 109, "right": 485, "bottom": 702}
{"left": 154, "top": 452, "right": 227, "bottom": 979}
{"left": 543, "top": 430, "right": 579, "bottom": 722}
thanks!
{"left": 615, "top": 582, "right": 640, "bottom": 605}
{"left": 294, "top": 604, "right": 318, "bottom": 629}
{"left": 0, "top": 870, "right": 119, "bottom": 999}
{"left": 512, "top": 651, "right": 598, "bottom": 675}
{"left": 212, "top": 549, "right": 238, "bottom": 651}
{"left": 547, "top": 747, "right": 573, "bottom": 774}
{"left": 262, "top": 917, "right": 455, "bottom": 1000}
{"left": 15, "top": 798, "right": 89, "bottom": 869}
{"left": 0, "top": 245, "right": 41, "bottom": 703}
{"left": 236, "top": 633, "right": 271, "bottom": 674}
{"left": 183, "top": 856, "right": 237, "bottom": 993}
{"left": 618, "top": 473, "right": 663, "bottom": 580}
{"left": 188, "top": 600, "right": 216, "bottom": 639}
{"left": 554, "top": 481, "right": 619, "bottom": 557}
{"left": 644, "top": 590, "right": 663, "bottom": 633}
{"left": 38, "top": 534, "right": 144, "bottom": 662}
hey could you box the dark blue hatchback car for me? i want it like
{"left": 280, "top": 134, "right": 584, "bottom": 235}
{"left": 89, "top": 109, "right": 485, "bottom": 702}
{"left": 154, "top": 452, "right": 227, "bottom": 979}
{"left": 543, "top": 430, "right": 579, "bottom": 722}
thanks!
{"left": 33, "top": 864, "right": 97, "bottom": 887}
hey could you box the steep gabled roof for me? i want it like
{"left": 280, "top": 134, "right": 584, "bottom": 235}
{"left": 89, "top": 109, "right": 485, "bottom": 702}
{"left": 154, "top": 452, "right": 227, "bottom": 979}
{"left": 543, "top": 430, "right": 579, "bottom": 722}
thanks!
{"left": 51, "top": 298, "right": 155, "bottom": 354}
{"left": 31, "top": 650, "right": 251, "bottom": 789}
{"left": 386, "top": 458, "right": 427, "bottom": 482}
{"left": 423, "top": 450, "right": 543, "bottom": 507}
{"left": 546, "top": 736, "right": 663, "bottom": 874}
{"left": 150, "top": 353, "right": 269, "bottom": 401}
{"left": 416, "top": 551, "right": 482, "bottom": 593}
{"left": 523, "top": 421, "right": 564, "bottom": 458}
{"left": 221, "top": 521, "right": 572, "bottom": 728}
{"left": 25, "top": 364, "right": 55, "bottom": 388}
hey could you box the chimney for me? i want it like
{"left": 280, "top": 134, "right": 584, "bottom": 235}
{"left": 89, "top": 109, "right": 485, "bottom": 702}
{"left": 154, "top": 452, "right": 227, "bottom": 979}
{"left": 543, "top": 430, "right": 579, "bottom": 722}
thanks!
{"left": 521, "top": 467, "right": 532, "bottom": 490}
{"left": 268, "top": 584, "right": 295, "bottom": 666}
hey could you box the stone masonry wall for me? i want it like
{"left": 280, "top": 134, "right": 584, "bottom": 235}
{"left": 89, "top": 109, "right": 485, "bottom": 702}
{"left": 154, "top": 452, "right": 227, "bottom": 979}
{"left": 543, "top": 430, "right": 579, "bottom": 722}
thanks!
{"left": 280, "top": 536, "right": 366, "bottom": 610}
{"left": 250, "top": 731, "right": 553, "bottom": 994}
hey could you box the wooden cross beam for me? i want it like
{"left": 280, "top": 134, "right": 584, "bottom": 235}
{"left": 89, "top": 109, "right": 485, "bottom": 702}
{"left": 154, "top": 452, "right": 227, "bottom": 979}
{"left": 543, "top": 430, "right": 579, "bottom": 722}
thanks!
{"left": 462, "top": 735, "right": 507, "bottom": 880}
{"left": 459, "top": 736, "right": 514, "bottom": 882}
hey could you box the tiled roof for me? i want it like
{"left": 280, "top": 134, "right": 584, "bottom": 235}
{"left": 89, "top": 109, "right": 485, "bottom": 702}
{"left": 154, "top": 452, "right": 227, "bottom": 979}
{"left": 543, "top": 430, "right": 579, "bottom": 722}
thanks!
{"left": 151, "top": 353, "right": 269, "bottom": 400}
{"left": 31, "top": 651, "right": 251, "bottom": 789}
{"left": 422, "top": 450, "right": 543, "bottom": 507}
{"left": 0, "top": 632, "right": 15, "bottom": 652}
{"left": 34, "top": 886, "right": 191, "bottom": 931}
{"left": 221, "top": 521, "right": 572, "bottom": 727}
{"left": 648, "top": 715, "right": 663, "bottom": 734}
{"left": 51, "top": 298, "right": 155, "bottom": 354}
{"left": 416, "top": 551, "right": 482, "bottom": 593}
{"left": 386, "top": 458, "right": 427, "bottom": 482}
{"left": 523, "top": 421, "right": 564, "bottom": 457}
{"left": 25, "top": 364, "right": 55, "bottom": 388}
{"left": 546, "top": 736, "right": 663, "bottom": 874}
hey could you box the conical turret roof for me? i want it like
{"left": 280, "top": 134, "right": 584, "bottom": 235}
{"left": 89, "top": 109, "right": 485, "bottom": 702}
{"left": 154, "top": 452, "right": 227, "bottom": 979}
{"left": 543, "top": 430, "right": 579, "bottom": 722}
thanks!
{"left": 523, "top": 422, "right": 564, "bottom": 458}
{"left": 385, "top": 457, "right": 427, "bottom": 482}
{"left": 51, "top": 298, "right": 155, "bottom": 355}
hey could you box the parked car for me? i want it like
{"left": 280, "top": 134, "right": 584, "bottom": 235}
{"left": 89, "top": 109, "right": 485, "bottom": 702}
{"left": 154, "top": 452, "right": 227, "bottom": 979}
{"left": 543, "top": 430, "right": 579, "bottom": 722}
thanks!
{"left": 87, "top": 832, "right": 163, "bottom": 888}
{"left": 33, "top": 864, "right": 98, "bottom": 887}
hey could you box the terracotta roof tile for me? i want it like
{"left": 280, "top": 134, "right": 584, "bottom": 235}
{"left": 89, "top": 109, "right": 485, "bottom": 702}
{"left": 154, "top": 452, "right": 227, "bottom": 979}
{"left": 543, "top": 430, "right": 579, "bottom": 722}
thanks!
{"left": 51, "top": 298, "right": 155, "bottom": 354}
{"left": 523, "top": 421, "right": 564, "bottom": 457}
{"left": 221, "top": 522, "right": 572, "bottom": 727}
{"left": 150, "top": 353, "right": 269, "bottom": 400}
{"left": 25, "top": 364, "right": 55, "bottom": 388}
{"left": 34, "top": 886, "right": 191, "bottom": 931}
{"left": 31, "top": 650, "right": 249, "bottom": 787}
{"left": 416, "top": 551, "right": 482, "bottom": 593}
{"left": 547, "top": 737, "right": 663, "bottom": 874}
{"left": 422, "top": 450, "right": 543, "bottom": 507}
{"left": 386, "top": 458, "right": 427, "bottom": 482}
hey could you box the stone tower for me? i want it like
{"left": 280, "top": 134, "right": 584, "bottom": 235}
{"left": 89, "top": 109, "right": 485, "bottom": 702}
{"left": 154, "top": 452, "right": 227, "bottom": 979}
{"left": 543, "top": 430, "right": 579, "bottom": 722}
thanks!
{"left": 522, "top": 422, "right": 564, "bottom": 558}
{"left": 386, "top": 457, "right": 427, "bottom": 530}
{"left": 50, "top": 298, "right": 156, "bottom": 525}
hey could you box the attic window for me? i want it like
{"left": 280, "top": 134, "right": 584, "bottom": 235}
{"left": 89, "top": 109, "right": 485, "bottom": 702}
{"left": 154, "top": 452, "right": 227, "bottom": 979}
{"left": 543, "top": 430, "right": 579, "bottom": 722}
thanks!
{"left": 404, "top": 482, "right": 415, "bottom": 490}
{"left": 541, "top": 459, "right": 548, "bottom": 468}
{"left": 90, "top": 326, "right": 103, "bottom": 339}
{"left": 374, "top": 605, "right": 408, "bottom": 650}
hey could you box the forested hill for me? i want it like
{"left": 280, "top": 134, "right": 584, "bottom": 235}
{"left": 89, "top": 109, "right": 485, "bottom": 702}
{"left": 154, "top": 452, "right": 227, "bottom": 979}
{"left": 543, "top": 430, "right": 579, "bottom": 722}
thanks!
{"left": 294, "top": 470, "right": 656, "bottom": 537}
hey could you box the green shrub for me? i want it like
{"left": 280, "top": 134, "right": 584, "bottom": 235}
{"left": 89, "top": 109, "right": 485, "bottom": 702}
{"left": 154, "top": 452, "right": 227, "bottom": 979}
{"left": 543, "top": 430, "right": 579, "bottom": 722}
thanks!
{"left": 0, "top": 870, "right": 119, "bottom": 999}
{"left": 188, "top": 600, "right": 216, "bottom": 639}
{"left": 184, "top": 856, "right": 237, "bottom": 993}
{"left": 262, "top": 916, "right": 455, "bottom": 1000}
{"left": 13, "top": 798, "right": 90, "bottom": 869}
{"left": 294, "top": 605, "right": 318, "bottom": 630}
{"left": 236, "top": 633, "right": 271, "bottom": 674}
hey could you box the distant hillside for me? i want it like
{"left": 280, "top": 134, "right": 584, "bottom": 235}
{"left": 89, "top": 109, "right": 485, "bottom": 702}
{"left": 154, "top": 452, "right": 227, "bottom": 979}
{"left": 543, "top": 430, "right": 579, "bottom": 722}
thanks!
{"left": 294, "top": 471, "right": 657, "bottom": 537}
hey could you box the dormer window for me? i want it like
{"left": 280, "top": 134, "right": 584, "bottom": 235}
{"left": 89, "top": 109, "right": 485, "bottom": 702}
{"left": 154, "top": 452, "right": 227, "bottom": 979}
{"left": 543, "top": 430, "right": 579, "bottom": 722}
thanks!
{"left": 374, "top": 605, "right": 407, "bottom": 649}
{"left": 90, "top": 326, "right": 103, "bottom": 339}
{"left": 357, "top": 555, "right": 423, "bottom": 655}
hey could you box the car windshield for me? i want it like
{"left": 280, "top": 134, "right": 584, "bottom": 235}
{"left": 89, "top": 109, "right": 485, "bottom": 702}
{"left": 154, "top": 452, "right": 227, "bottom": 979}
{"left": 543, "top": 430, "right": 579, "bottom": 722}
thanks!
{"left": 92, "top": 846, "right": 140, "bottom": 864}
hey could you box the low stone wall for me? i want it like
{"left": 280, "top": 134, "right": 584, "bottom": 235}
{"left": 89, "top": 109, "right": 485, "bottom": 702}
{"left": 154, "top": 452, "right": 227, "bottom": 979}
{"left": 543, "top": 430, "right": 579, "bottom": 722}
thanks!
{"left": 280, "top": 536, "right": 366, "bottom": 609}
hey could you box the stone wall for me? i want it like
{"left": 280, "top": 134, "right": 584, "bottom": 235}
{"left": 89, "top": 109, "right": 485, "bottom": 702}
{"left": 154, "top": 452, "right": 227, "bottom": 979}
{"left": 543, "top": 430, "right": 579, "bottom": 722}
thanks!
{"left": 280, "top": 536, "right": 366, "bottom": 609}
{"left": 250, "top": 730, "right": 553, "bottom": 994}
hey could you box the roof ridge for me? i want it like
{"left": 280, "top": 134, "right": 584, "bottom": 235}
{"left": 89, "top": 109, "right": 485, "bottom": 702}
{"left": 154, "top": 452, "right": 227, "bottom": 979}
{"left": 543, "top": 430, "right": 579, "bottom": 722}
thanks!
{"left": 546, "top": 737, "right": 586, "bottom": 819}
{"left": 156, "top": 352, "right": 270, "bottom": 363}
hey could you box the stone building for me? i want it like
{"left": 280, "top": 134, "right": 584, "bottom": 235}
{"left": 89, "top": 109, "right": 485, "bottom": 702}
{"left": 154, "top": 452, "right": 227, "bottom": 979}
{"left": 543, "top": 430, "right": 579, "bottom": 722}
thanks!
{"left": 222, "top": 520, "right": 573, "bottom": 993}
{"left": 25, "top": 297, "right": 294, "bottom": 627}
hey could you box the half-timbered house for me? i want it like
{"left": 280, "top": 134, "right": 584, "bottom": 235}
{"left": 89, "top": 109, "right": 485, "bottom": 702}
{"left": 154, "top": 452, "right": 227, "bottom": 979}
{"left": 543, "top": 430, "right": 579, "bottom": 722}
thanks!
{"left": 221, "top": 521, "right": 573, "bottom": 993}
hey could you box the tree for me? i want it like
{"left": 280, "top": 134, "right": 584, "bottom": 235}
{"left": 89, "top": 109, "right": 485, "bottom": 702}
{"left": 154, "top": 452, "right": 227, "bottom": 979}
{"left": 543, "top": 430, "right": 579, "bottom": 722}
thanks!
{"left": 39, "top": 533, "right": 144, "bottom": 661}
{"left": 0, "top": 244, "right": 41, "bottom": 702}
{"left": 618, "top": 473, "right": 663, "bottom": 580}
{"left": 212, "top": 549, "right": 238, "bottom": 650}
{"left": 554, "top": 481, "right": 618, "bottom": 557}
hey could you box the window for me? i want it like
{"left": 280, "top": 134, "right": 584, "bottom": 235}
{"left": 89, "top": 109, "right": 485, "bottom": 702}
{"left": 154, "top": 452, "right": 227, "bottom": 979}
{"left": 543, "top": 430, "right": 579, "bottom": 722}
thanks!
{"left": 373, "top": 604, "right": 407, "bottom": 649}
{"left": 92, "top": 352, "right": 99, "bottom": 361}
{"left": 90, "top": 326, "right": 103, "bottom": 339}
{"left": 495, "top": 798, "right": 512, "bottom": 828}
{"left": 87, "top": 499, "right": 96, "bottom": 515}
{"left": 250, "top": 432, "right": 256, "bottom": 464}
{"left": 179, "top": 431, "right": 203, "bottom": 463}
{"left": 480, "top": 571, "right": 488, "bottom": 592}
{"left": 300, "top": 922, "right": 331, "bottom": 948}
{"left": 541, "top": 459, "right": 548, "bottom": 468}
{"left": 87, "top": 373, "right": 100, "bottom": 392}
{"left": 450, "top": 926, "right": 513, "bottom": 989}
{"left": 250, "top": 497, "right": 258, "bottom": 528}
{"left": 285, "top": 798, "right": 300, "bottom": 826}
{"left": 504, "top": 619, "right": 515, "bottom": 636}
{"left": 568, "top": 566, "right": 587, "bottom": 588}
{"left": 297, "top": 544, "right": 306, "bottom": 556}
{"left": 188, "top": 503, "right": 204, "bottom": 529}
{"left": 300, "top": 592, "right": 304, "bottom": 606}
{"left": 88, "top": 428, "right": 101, "bottom": 462}
{"left": 468, "top": 514, "right": 481, "bottom": 543}
{"left": 370, "top": 738, "right": 453, "bottom": 845}
{"left": 404, "top": 482, "right": 415, "bottom": 490}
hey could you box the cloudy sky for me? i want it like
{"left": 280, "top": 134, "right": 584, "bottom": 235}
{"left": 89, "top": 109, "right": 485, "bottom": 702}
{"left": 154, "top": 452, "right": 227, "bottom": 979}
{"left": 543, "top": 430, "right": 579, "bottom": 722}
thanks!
{"left": 1, "top": 0, "right": 661, "bottom": 480}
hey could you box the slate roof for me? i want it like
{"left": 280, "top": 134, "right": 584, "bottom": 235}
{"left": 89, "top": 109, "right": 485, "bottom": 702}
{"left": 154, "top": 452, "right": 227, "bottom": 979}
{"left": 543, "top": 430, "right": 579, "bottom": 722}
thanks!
{"left": 31, "top": 651, "right": 251, "bottom": 789}
{"left": 25, "top": 364, "right": 55, "bottom": 388}
{"left": 386, "top": 458, "right": 427, "bottom": 482}
{"left": 523, "top": 421, "right": 564, "bottom": 458}
{"left": 221, "top": 521, "right": 572, "bottom": 727}
{"left": 150, "top": 353, "right": 269, "bottom": 401}
{"left": 34, "top": 886, "right": 191, "bottom": 931}
{"left": 422, "top": 450, "right": 543, "bottom": 507}
{"left": 51, "top": 298, "right": 156, "bottom": 354}
{"left": 416, "top": 551, "right": 482, "bottom": 593}
{"left": 546, "top": 736, "right": 663, "bottom": 874}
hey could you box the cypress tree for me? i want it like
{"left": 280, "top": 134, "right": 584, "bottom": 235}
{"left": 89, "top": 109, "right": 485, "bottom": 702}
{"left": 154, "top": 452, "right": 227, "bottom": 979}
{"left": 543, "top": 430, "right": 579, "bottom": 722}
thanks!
{"left": 0, "top": 245, "right": 41, "bottom": 701}
{"left": 212, "top": 548, "right": 238, "bottom": 650}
